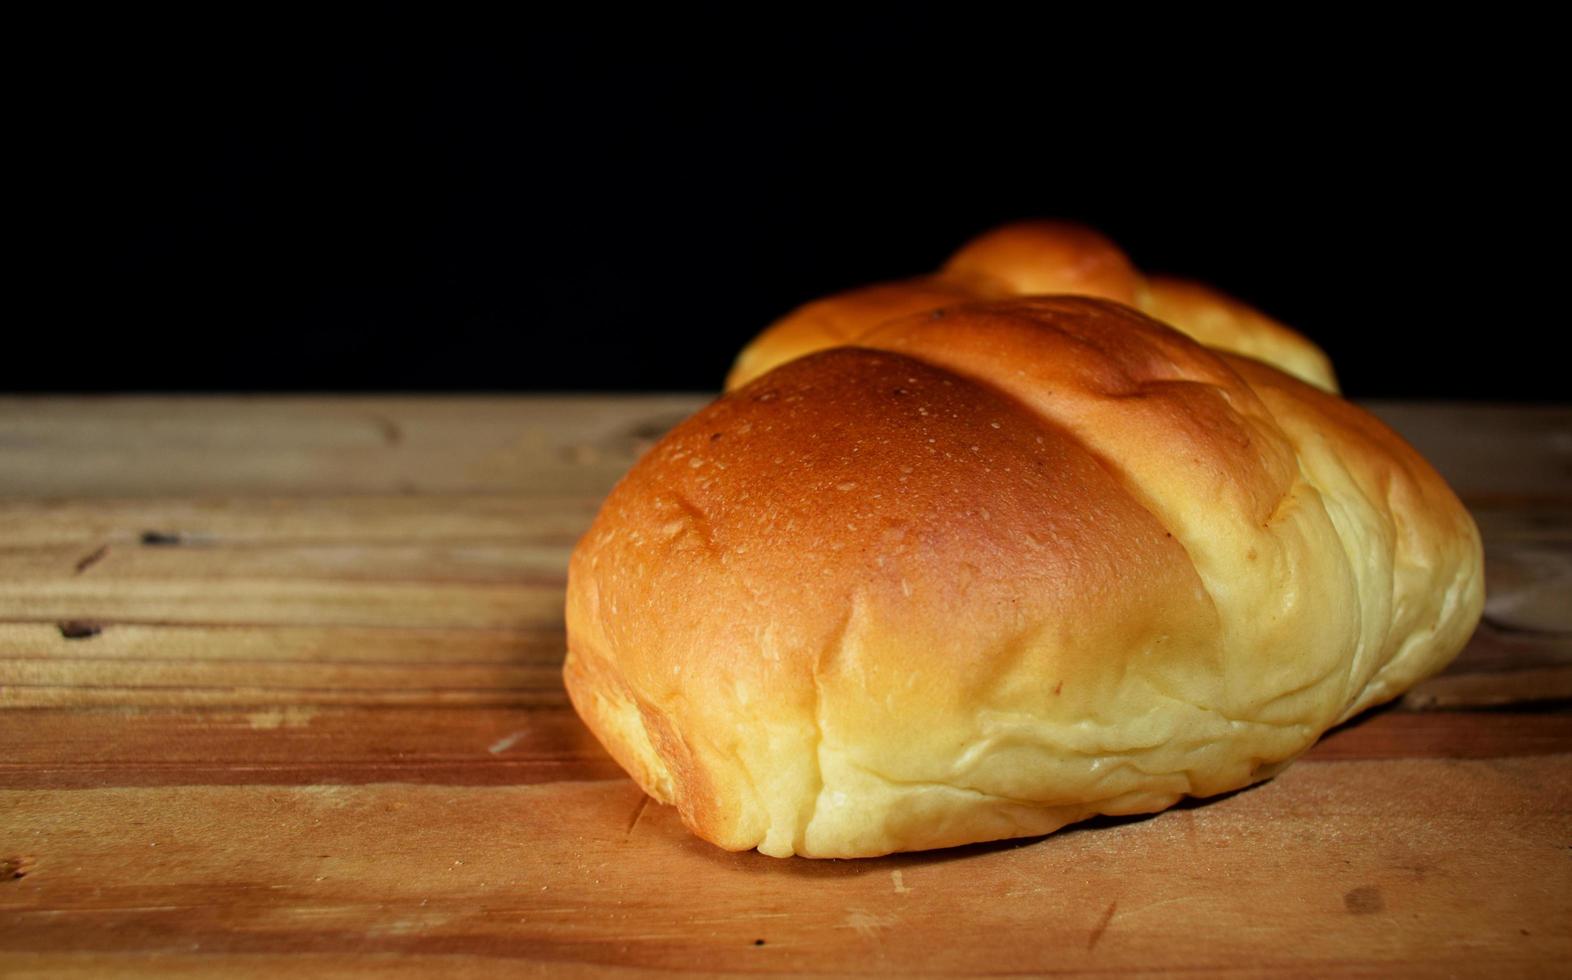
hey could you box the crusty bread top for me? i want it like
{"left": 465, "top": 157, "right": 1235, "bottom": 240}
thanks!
{"left": 566, "top": 296, "right": 1481, "bottom": 858}
{"left": 724, "top": 221, "right": 1338, "bottom": 392}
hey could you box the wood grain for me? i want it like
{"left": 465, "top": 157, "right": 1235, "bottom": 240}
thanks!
{"left": 3, "top": 761, "right": 1569, "bottom": 976}
{"left": 0, "top": 396, "right": 703, "bottom": 498}
{"left": 1, "top": 396, "right": 1569, "bottom": 977}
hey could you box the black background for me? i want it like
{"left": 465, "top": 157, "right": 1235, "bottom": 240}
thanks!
{"left": 27, "top": 9, "right": 1561, "bottom": 399}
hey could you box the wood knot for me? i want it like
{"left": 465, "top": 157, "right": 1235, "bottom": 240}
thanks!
{"left": 58, "top": 621, "right": 103, "bottom": 640}
{"left": 1343, "top": 885, "right": 1384, "bottom": 914}
{"left": 1, "top": 856, "right": 35, "bottom": 881}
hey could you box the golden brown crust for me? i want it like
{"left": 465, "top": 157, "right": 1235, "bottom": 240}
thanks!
{"left": 1143, "top": 277, "right": 1338, "bottom": 395}
{"left": 567, "top": 297, "right": 1481, "bottom": 858}
{"left": 722, "top": 279, "right": 976, "bottom": 391}
{"left": 940, "top": 220, "right": 1142, "bottom": 302}
{"left": 726, "top": 221, "right": 1339, "bottom": 392}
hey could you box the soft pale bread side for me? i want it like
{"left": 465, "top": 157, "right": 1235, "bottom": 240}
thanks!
{"left": 724, "top": 221, "right": 1338, "bottom": 392}
{"left": 565, "top": 298, "right": 1481, "bottom": 858}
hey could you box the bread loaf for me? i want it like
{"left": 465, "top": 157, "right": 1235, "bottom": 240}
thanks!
{"left": 725, "top": 220, "right": 1338, "bottom": 393}
{"left": 565, "top": 288, "right": 1481, "bottom": 860}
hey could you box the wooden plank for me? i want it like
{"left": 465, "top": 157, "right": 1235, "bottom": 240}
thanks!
{"left": 0, "top": 540, "right": 573, "bottom": 585}
{"left": 0, "top": 622, "right": 572, "bottom": 709}
{"left": 2, "top": 398, "right": 1567, "bottom": 501}
{"left": 1307, "top": 706, "right": 1572, "bottom": 760}
{"left": 0, "top": 397, "right": 705, "bottom": 498}
{"left": 1, "top": 398, "right": 1568, "bottom": 975}
{"left": 0, "top": 396, "right": 700, "bottom": 452}
{"left": 2, "top": 758, "right": 1569, "bottom": 975}
{"left": 1, "top": 616, "right": 1564, "bottom": 712}
{"left": 0, "top": 706, "right": 618, "bottom": 789}
{"left": 1365, "top": 402, "right": 1572, "bottom": 503}
{"left": 0, "top": 658, "right": 562, "bottom": 701}
{"left": 0, "top": 577, "right": 562, "bottom": 631}
{"left": 0, "top": 622, "right": 563, "bottom": 664}
{"left": 1, "top": 702, "right": 1567, "bottom": 791}
{"left": 0, "top": 506, "right": 1566, "bottom": 716}
{"left": 6, "top": 620, "right": 1559, "bottom": 710}
{"left": 0, "top": 495, "right": 602, "bottom": 549}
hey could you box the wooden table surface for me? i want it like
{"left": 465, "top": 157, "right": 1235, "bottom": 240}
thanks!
{"left": 2, "top": 397, "right": 1569, "bottom": 978}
